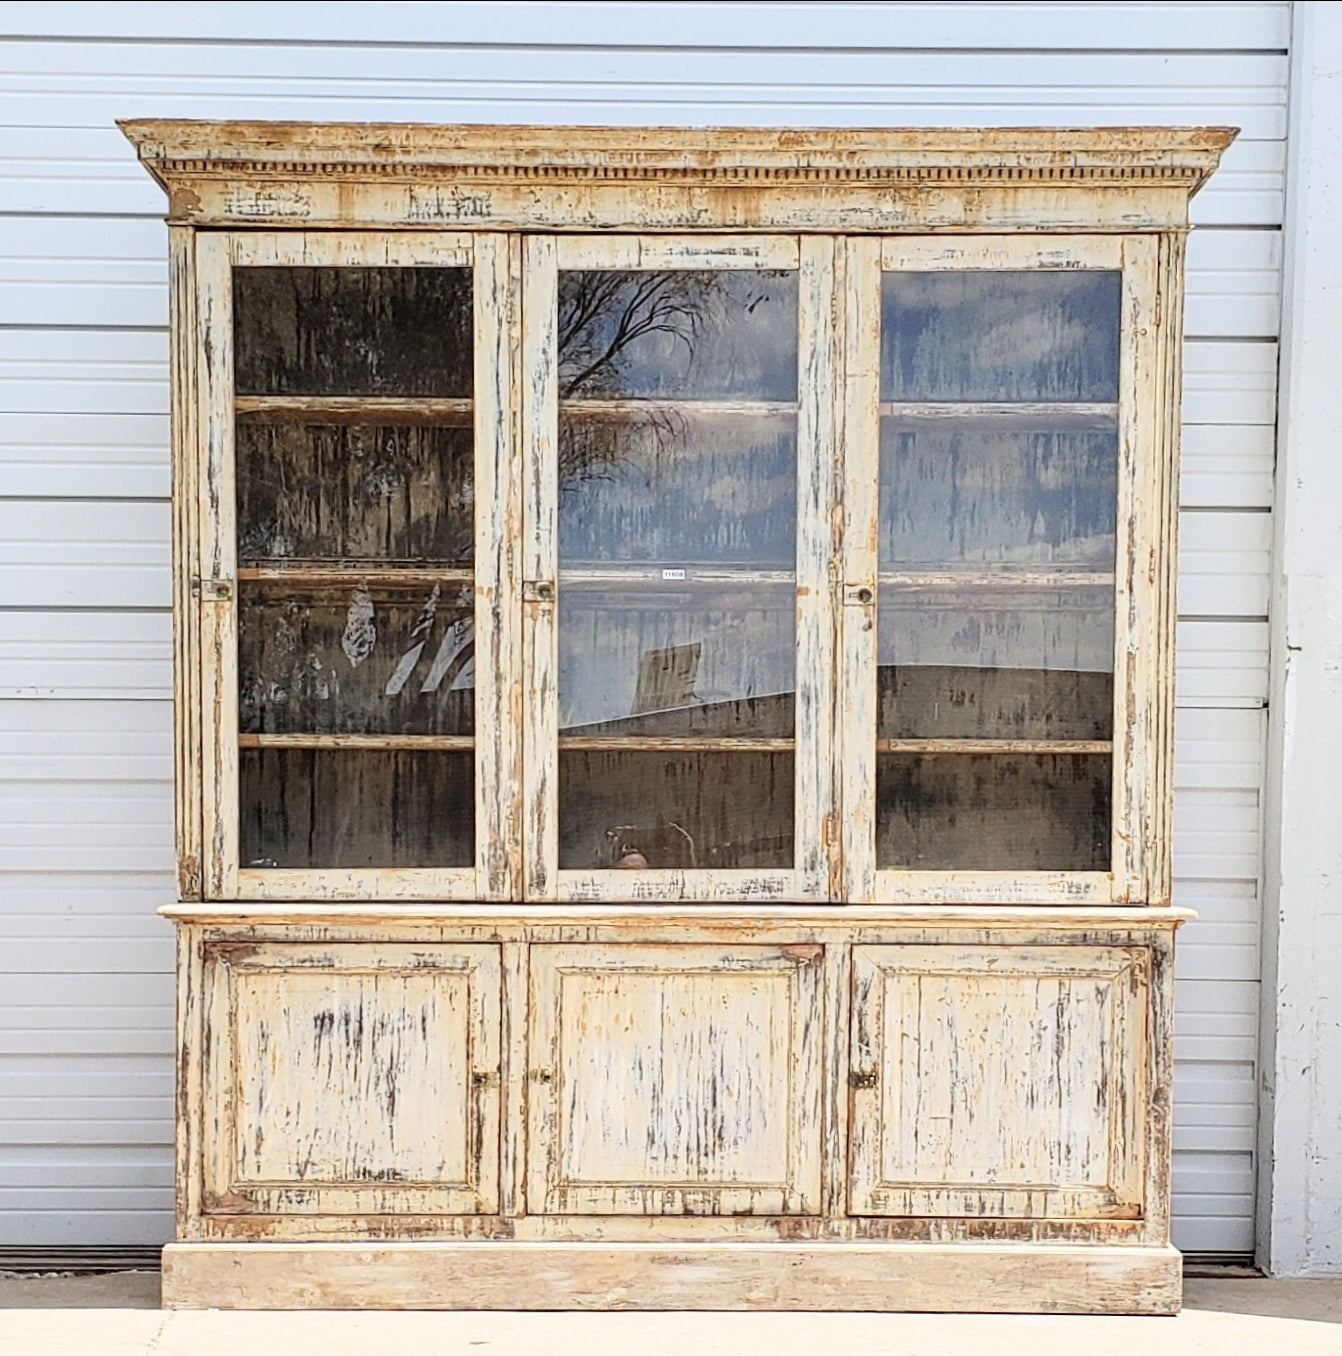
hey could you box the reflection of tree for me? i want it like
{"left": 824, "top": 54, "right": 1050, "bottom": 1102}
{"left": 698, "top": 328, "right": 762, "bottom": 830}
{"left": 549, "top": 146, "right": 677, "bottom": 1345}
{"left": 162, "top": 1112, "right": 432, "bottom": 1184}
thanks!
{"left": 558, "top": 271, "right": 702, "bottom": 399}
{"left": 558, "top": 271, "right": 701, "bottom": 486}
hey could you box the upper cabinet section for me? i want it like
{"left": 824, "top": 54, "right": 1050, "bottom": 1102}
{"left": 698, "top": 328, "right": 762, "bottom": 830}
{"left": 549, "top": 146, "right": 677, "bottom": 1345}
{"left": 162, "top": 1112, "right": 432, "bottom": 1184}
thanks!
{"left": 121, "top": 122, "right": 1235, "bottom": 234}
{"left": 129, "top": 124, "right": 1233, "bottom": 906}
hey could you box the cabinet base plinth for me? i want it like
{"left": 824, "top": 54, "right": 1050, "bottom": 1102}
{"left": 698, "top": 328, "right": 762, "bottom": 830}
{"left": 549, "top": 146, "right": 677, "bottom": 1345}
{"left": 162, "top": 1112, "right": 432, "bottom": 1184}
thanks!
{"left": 161, "top": 1241, "right": 1182, "bottom": 1314}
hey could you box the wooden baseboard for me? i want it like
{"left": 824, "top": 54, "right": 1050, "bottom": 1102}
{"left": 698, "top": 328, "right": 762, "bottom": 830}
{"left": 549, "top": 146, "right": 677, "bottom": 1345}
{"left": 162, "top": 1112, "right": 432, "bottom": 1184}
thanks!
{"left": 161, "top": 1241, "right": 1182, "bottom": 1313}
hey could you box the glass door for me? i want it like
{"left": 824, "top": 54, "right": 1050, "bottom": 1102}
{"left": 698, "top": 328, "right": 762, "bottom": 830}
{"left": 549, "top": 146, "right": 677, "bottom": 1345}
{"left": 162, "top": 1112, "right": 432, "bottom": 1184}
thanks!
{"left": 195, "top": 231, "right": 521, "bottom": 900}
{"left": 842, "top": 236, "right": 1161, "bottom": 905}
{"left": 522, "top": 237, "right": 841, "bottom": 902}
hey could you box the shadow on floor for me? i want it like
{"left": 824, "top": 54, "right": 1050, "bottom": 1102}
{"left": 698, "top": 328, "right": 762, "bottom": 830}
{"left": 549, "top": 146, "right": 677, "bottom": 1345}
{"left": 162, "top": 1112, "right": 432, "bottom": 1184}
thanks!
{"left": 0, "top": 1270, "right": 160, "bottom": 1309}
{"left": 1183, "top": 1277, "right": 1342, "bottom": 1324}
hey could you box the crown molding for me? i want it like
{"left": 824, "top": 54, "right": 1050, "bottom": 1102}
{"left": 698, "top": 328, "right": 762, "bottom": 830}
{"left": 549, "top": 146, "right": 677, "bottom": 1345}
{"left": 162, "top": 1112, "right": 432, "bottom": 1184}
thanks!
{"left": 120, "top": 121, "right": 1238, "bottom": 231}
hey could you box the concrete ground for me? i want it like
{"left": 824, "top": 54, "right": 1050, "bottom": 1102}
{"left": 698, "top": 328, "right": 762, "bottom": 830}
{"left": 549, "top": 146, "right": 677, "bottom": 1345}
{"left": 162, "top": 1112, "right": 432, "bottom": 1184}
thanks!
{"left": 1, "top": 1272, "right": 1340, "bottom": 1354}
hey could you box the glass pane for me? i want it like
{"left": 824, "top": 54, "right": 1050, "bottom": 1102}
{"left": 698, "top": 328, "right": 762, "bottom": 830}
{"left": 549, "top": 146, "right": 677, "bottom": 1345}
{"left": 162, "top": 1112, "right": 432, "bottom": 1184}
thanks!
{"left": 239, "top": 581, "right": 474, "bottom": 736}
{"left": 879, "top": 422, "right": 1116, "bottom": 569}
{"left": 881, "top": 270, "right": 1121, "bottom": 402}
{"left": 560, "top": 751, "right": 793, "bottom": 870}
{"left": 877, "top": 269, "right": 1119, "bottom": 873}
{"left": 233, "top": 267, "right": 473, "bottom": 396}
{"left": 238, "top": 420, "right": 473, "bottom": 565}
{"left": 559, "top": 410, "right": 795, "bottom": 567}
{"left": 877, "top": 586, "right": 1113, "bottom": 740}
{"left": 240, "top": 749, "right": 473, "bottom": 868}
{"left": 560, "top": 584, "right": 795, "bottom": 736}
{"left": 232, "top": 262, "right": 476, "bottom": 876}
{"left": 876, "top": 754, "right": 1111, "bottom": 870}
{"left": 556, "top": 267, "right": 799, "bottom": 873}
{"left": 559, "top": 270, "right": 798, "bottom": 400}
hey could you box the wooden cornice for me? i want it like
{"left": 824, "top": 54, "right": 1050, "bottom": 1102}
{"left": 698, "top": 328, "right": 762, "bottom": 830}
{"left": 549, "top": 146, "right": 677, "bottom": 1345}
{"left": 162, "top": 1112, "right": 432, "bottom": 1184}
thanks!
{"left": 120, "top": 120, "right": 1237, "bottom": 231}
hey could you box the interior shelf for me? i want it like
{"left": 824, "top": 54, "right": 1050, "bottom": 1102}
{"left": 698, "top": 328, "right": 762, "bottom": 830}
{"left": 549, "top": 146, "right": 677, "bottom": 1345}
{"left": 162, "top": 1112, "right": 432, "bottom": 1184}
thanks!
{"left": 238, "top": 733, "right": 474, "bottom": 750}
{"left": 877, "top": 738, "right": 1113, "bottom": 755}
{"left": 879, "top": 401, "right": 1117, "bottom": 427}
{"left": 877, "top": 569, "right": 1115, "bottom": 590}
{"left": 559, "top": 398, "right": 797, "bottom": 418}
{"left": 237, "top": 563, "right": 473, "bottom": 585}
{"left": 235, "top": 395, "right": 474, "bottom": 425}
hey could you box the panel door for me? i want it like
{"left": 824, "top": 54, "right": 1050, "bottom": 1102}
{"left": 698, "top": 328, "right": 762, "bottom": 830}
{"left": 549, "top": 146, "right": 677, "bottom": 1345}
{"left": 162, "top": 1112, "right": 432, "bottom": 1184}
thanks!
{"left": 848, "top": 944, "right": 1149, "bottom": 1219}
{"left": 192, "top": 230, "right": 522, "bottom": 900}
{"left": 200, "top": 941, "right": 502, "bottom": 1221}
{"left": 840, "top": 235, "right": 1167, "bottom": 905}
{"left": 527, "top": 943, "right": 824, "bottom": 1214}
{"left": 520, "top": 235, "right": 842, "bottom": 902}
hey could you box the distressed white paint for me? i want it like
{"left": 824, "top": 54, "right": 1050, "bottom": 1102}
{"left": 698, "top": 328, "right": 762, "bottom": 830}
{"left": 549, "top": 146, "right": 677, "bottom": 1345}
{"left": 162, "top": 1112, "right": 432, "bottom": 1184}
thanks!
{"left": 0, "top": 1, "right": 1283, "bottom": 1251}
{"left": 1258, "top": 0, "right": 1342, "bottom": 1279}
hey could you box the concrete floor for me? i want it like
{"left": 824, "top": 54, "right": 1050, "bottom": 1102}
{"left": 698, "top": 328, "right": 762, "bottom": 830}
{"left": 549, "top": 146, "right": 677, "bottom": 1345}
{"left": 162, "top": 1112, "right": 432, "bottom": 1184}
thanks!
{"left": 0, "top": 1272, "right": 1339, "bottom": 1354}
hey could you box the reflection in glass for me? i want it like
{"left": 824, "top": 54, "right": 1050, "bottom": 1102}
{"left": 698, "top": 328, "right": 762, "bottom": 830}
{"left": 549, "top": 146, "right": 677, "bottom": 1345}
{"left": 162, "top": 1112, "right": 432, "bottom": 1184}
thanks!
{"left": 879, "top": 424, "right": 1117, "bottom": 569}
{"left": 876, "top": 754, "right": 1112, "bottom": 871}
{"left": 239, "top": 581, "right": 474, "bottom": 736}
{"left": 881, "top": 270, "right": 1121, "bottom": 402}
{"left": 559, "top": 585, "right": 794, "bottom": 736}
{"left": 560, "top": 751, "right": 793, "bottom": 870}
{"left": 238, "top": 421, "right": 474, "bottom": 564}
{"left": 232, "top": 263, "right": 478, "bottom": 874}
{"left": 240, "top": 749, "right": 473, "bottom": 869}
{"left": 877, "top": 269, "right": 1119, "bottom": 873}
{"left": 233, "top": 267, "right": 473, "bottom": 397}
{"left": 559, "top": 411, "right": 795, "bottom": 566}
{"left": 558, "top": 270, "right": 798, "bottom": 400}
{"left": 876, "top": 588, "right": 1114, "bottom": 741}
{"left": 555, "top": 268, "right": 799, "bottom": 872}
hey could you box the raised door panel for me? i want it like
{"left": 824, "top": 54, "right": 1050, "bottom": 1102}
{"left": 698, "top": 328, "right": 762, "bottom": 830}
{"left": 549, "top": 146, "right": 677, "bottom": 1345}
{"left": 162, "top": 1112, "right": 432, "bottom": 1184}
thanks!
{"left": 200, "top": 941, "right": 501, "bottom": 1221}
{"left": 849, "top": 944, "right": 1148, "bottom": 1219}
{"left": 527, "top": 943, "right": 824, "bottom": 1215}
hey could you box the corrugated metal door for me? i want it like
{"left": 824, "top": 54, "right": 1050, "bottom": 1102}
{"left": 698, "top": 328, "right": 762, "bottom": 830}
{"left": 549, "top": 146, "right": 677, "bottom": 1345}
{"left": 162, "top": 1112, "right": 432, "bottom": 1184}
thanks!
{"left": 0, "top": 1, "right": 1282, "bottom": 1252}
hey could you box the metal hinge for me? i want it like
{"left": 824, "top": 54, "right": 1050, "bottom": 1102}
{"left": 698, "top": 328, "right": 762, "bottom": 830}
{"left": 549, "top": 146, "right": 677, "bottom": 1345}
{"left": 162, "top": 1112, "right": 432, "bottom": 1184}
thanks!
{"left": 196, "top": 578, "right": 233, "bottom": 602}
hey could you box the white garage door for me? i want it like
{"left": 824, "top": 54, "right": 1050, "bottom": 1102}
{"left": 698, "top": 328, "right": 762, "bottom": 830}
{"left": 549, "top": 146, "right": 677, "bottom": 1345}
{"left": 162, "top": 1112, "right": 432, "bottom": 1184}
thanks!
{"left": 0, "top": 1, "right": 1280, "bottom": 1255}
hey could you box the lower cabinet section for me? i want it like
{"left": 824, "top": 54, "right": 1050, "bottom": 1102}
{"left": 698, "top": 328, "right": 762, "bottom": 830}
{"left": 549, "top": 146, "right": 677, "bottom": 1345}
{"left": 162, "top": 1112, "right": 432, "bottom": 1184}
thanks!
{"left": 173, "top": 911, "right": 1182, "bottom": 1311}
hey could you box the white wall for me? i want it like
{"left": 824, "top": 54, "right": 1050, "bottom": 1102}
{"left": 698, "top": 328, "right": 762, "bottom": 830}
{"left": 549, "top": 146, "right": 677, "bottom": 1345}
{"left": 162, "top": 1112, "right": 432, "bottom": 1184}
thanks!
{"left": 1258, "top": 0, "right": 1342, "bottom": 1278}
{"left": 0, "top": 1, "right": 1286, "bottom": 1251}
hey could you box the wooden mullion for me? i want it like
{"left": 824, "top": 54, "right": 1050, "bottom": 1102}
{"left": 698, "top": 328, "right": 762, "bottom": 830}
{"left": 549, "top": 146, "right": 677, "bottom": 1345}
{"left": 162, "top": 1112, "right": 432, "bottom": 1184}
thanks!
{"left": 522, "top": 236, "right": 560, "bottom": 902}
{"left": 169, "top": 225, "right": 204, "bottom": 900}
{"left": 841, "top": 236, "right": 883, "bottom": 905}
{"left": 474, "top": 231, "right": 526, "bottom": 900}
{"left": 196, "top": 231, "right": 239, "bottom": 901}
{"left": 796, "top": 233, "right": 842, "bottom": 901}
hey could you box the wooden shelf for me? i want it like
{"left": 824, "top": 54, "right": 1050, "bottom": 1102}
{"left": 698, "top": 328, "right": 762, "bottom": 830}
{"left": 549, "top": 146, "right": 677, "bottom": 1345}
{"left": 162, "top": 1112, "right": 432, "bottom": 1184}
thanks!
{"left": 878, "top": 569, "right": 1114, "bottom": 591}
{"left": 239, "top": 733, "right": 474, "bottom": 751}
{"left": 558, "top": 735, "right": 794, "bottom": 752}
{"left": 560, "top": 565, "right": 794, "bottom": 586}
{"left": 235, "top": 395, "right": 473, "bottom": 425}
{"left": 880, "top": 401, "right": 1117, "bottom": 428}
{"left": 878, "top": 738, "right": 1112, "bottom": 755}
{"left": 238, "top": 564, "right": 473, "bottom": 587}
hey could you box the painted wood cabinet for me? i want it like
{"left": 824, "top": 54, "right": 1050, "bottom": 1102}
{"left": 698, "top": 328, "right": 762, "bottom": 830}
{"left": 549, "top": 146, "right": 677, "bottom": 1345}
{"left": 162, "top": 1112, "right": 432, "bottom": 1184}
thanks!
{"left": 123, "top": 121, "right": 1233, "bottom": 1312}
